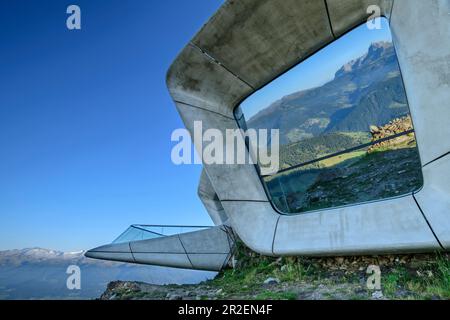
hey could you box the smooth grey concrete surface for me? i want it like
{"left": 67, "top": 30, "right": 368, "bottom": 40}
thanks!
{"left": 198, "top": 169, "right": 228, "bottom": 225}
{"left": 274, "top": 196, "right": 439, "bottom": 255}
{"left": 132, "top": 253, "right": 192, "bottom": 269}
{"left": 326, "top": 0, "right": 393, "bottom": 36}
{"left": 86, "top": 225, "right": 235, "bottom": 271}
{"left": 415, "top": 154, "right": 450, "bottom": 249}
{"left": 176, "top": 101, "right": 268, "bottom": 202}
{"left": 391, "top": 0, "right": 450, "bottom": 166}
{"left": 221, "top": 201, "right": 278, "bottom": 256}
{"left": 191, "top": 0, "right": 334, "bottom": 89}
{"left": 167, "top": 44, "right": 252, "bottom": 118}
{"left": 179, "top": 226, "right": 232, "bottom": 254}
{"left": 188, "top": 253, "right": 230, "bottom": 270}
{"left": 130, "top": 234, "right": 186, "bottom": 254}
{"left": 84, "top": 241, "right": 136, "bottom": 263}
{"left": 86, "top": 241, "right": 132, "bottom": 253}
{"left": 84, "top": 251, "right": 135, "bottom": 264}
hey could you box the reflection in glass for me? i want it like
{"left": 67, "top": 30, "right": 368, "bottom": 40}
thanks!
{"left": 112, "top": 225, "right": 212, "bottom": 244}
{"left": 237, "top": 19, "right": 423, "bottom": 214}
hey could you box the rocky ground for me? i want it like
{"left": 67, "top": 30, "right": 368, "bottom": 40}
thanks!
{"left": 99, "top": 245, "right": 450, "bottom": 300}
{"left": 269, "top": 115, "right": 423, "bottom": 214}
{"left": 368, "top": 115, "right": 414, "bottom": 153}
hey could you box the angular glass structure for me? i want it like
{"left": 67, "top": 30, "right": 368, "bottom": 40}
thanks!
{"left": 112, "top": 225, "right": 212, "bottom": 244}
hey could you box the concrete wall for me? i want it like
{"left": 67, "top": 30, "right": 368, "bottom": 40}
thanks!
{"left": 390, "top": 0, "right": 450, "bottom": 247}
{"left": 167, "top": 0, "right": 450, "bottom": 257}
{"left": 198, "top": 169, "right": 228, "bottom": 225}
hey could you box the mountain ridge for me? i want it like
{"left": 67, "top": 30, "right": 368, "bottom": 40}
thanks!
{"left": 246, "top": 41, "right": 408, "bottom": 146}
{"left": 0, "top": 247, "right": 215, "bottom": 299}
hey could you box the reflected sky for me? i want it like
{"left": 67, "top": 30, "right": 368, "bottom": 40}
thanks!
{"left": 240, "top": 19, "right": 392, "bottom": 118}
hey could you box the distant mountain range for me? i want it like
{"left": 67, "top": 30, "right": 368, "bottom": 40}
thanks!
{"left": 0, "top": 248, "right": 215, "bottom": 300}
{"left": 248, "top": 42, "right": 410, "bottom": 146}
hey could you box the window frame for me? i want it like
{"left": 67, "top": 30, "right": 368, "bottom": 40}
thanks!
{"left": 232, "top": 18, "right": 425, "bottom": 216}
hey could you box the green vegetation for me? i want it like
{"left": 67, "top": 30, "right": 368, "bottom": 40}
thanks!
{"left": 318, "top": 150, "right": 366, "bottom": 168}
{"left": 203, "top": 242, "right": 327, "bottom": 299}
{"left": 246, "top": 42, "right": 421, "bottom": 215}
{"left": 278, "top": 131, "right": 370, "bottom": 170}
{"left": 266, "top": 122, "right": 422, "bottom": 214}
{"left": 247, "top": 42, "right": 408, "bottom": 147}
{"left": 381, "top": 253, "right": 450, "bottom": 299}
{"left": 198, "top": 241, "right": 450, "bottom": 300}
{"left": 101, "top": 241, "right": 450, "bottom": 300}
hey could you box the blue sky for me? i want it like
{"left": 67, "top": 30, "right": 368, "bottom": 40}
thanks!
{"left": 242, "top": 18, "right": 392, "bottom": 118}
{"left": 0, "top": 0, "right": 223, "bottom": 251}
{"left": 0, "top": 2, "right": 391, "bottom": 252}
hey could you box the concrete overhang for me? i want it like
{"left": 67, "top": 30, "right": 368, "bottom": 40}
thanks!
{"left": 167, "top": 0, "right": 450, "bottom": 256}
{"left": 85, "top": 225, "right": 235, "bottom": 271}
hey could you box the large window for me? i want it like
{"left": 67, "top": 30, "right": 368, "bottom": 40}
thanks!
{"left": 236, "top": 19, "right": 423, "bottom": 214}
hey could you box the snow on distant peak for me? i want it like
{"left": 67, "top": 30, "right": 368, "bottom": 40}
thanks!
{"left": 65, "top": 250, "right": 85, "bottom": 255}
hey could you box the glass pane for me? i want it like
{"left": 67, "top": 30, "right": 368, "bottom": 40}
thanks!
{"left": 112, "top": 225, "right": 212, "bottom": 244}
{"left": 134, "top": 225, "right": 211, "bottom": 237}
{"left": 237, "top": 18, "right": 423, "bottom": 214}
{"left": 265, "top": 132, "right": 422, "bottom": 213}
{"left": 112, "top": 226, "right": 163, "bottom": 244}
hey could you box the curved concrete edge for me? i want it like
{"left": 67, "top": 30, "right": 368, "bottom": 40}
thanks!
{"left": 198, "top": 169, "right": 229, "bottom": 225}
{"left": 85, "top": 241, "right": 132, "bottom": 253}
{"left": 222, "top": 197, "right": 440, "bottom": 257}
{"left": 326, "top": 0, "right": 393, "bottom": 37}
{"left": 221, "top": 201, "right": 279, "bottom": 256}
{"left": 166, "top": 44, "right": 253, "bottom": 119}
{"left": 191, "top": 0, "right": 334, "bottom": 89}
{"left": 84, "top": 251, "right": 135, "bottom": 264}
{"left": 415, "top": 154, "right": 450, "bottom": 250}
{"left": 175, "top": 101, "right": 269, "bottom": 202}
{"left": 274, "top": 196, "right": 439, "bottom": 256}
{"left": 391, "top": 0, "right": 450, "bottom": 165}
{"left": 84, "top": 242, "right": 136, "bottom": 263}
{"left": 85, "top": 225, "right": 235, "bottom": 271}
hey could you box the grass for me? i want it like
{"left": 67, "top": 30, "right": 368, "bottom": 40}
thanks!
{"left": 381, "top": 253, "right": 450, "bottom": 299}
{"left": 205, "top": 242, "right": 332, "bottom": 299}
{"left": 318, "top": 150, "right": 366, "bottom": 168}
{"left": 204, "top": 242, "right": 450, "bottom": 300}
{"left": 383, "top": 267, "right": 407, "bottom": 297}
{"left": 105, "top": 243, "right": 449, "bottom": 301}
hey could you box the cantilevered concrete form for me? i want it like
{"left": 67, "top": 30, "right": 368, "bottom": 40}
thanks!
{"left": 87, "top": 0, "right": 450, "bottom": 271}
{"left": 85, "top": 225, "right": 235, "bottom": 271}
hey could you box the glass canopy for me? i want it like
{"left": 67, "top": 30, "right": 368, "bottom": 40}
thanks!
{"left": 112, "top": 225, "right": 212, "bottom": 244}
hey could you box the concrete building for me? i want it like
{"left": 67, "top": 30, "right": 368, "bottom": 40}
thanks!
{"left": 86, "top": 0, "right": 450, "bottom": 271}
